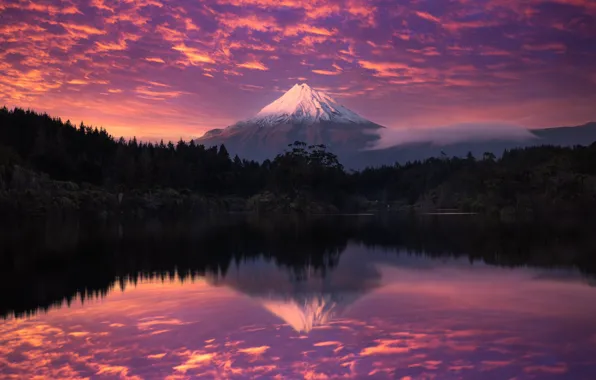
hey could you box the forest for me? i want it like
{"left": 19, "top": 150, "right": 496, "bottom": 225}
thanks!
{"left": 1, "top": 107, "right": 596, "bottom": 216}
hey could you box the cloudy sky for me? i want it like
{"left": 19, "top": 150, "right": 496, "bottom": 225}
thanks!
{"left": 1, "top": 0, "right": 595, "bottom": 140}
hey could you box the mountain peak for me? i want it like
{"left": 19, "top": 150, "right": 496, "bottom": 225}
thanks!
{"left": 292, "top": 82, "right": 311, "bottom": 89}
{"left": 250, "top": 83, "right": 369, "bottom": 125}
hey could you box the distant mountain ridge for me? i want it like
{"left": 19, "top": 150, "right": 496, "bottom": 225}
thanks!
{"left": 533, "top": 122, "right": 596, "bottom": 145}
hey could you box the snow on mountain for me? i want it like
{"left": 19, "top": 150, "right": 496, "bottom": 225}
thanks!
{"left": 249, "top": 83, "right": 370, "bottom": 126}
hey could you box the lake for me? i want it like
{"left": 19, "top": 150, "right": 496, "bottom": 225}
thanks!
{"left": 1, "top": 215, "right": 596, "bottom": 379}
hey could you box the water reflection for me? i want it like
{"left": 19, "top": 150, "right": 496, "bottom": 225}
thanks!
{"left": 2, "top": 247, "right": 596, "bottom": 379}
{"left": 2, "top": 215, "right": 596, "bottom": 379}
{"left": 207, "top": 252, "right": 383, "bottom": 333}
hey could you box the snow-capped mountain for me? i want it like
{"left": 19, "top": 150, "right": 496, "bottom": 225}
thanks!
{"left": 196, "top": 83, "right": 384, "bottom": 161}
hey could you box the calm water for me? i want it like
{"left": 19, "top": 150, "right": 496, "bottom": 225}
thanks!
{"left": 1, "top": 215, "right": 596, "bottom": 379}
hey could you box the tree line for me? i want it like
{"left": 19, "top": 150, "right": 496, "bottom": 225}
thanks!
{"left": 1, "top": 106, "right": 596, "bottom": 214}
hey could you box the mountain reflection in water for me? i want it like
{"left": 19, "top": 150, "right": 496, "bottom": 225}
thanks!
{"left": 1, "top": 215, "right": 596, "bottom": 379}
{"left": 206, "top": 254, "right": 383, "bottom": 333}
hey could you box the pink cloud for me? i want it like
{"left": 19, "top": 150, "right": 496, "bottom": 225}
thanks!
{"left": 414, "top": 11, "right": 440, "bottom": 23}
{"left": 237, "top": 60, "right": 269, "bottom": 70}
{"left": 522, "top": 42, "right": 567, "bottom": 53}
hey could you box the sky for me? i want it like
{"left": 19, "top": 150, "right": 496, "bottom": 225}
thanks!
{"left": 1, "top": 0, "right": 595, "bottom": 141}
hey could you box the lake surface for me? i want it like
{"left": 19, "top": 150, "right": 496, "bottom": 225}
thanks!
{"left": 1, "top": 215, "right": 596, "bottom": 379}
